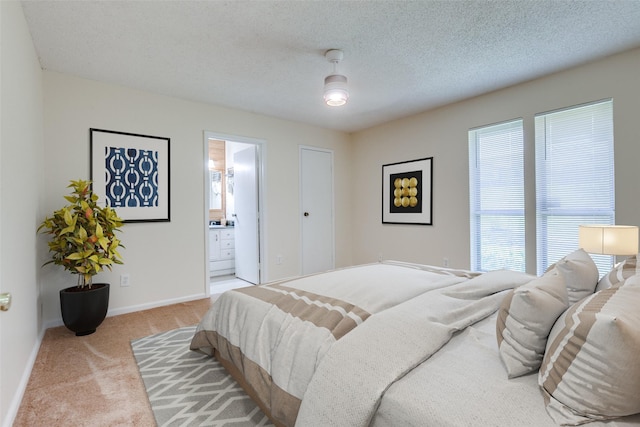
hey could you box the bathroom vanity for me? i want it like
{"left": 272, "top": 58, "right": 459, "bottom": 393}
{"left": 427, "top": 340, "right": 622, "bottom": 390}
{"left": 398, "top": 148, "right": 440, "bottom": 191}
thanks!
{"left": 209, "top": 225, "right": 235, "bottom": 277}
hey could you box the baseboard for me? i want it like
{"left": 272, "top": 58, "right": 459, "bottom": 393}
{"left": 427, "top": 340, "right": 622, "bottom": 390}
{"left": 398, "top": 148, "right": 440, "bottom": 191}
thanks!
{"left": 2, "top": 328, "right": 46, "bottom": 427}
{"left": 263, "top": 275, "right": 299, "bottom": 284}
{"left": 42, "top": 293, "right": 209, "bottom": 330}
{"left": 107, "top": 293, "right": 209, "bottom": 317}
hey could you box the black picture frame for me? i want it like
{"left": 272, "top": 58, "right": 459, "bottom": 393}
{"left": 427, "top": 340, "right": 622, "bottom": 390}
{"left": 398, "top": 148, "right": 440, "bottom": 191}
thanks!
{"left": 382, "top": 157, "right": 433, "bottom": 225}
{"left": 90, "top": 128, "right": 170, "bottom": 223}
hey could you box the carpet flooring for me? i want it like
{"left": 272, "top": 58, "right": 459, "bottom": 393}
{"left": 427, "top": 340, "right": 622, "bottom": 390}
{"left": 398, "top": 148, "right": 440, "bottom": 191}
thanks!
{"left": 14, "top": 298, "right": 213, "bottom": 427}
{"left": 132, "top": 326, "right": 273, "bottom": 427}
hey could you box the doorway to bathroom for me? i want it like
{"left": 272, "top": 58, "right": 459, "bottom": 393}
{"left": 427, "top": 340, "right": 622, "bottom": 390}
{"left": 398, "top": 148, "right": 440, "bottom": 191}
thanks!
{"left": 203, "top": 131, "right": 265, "bottom": 293}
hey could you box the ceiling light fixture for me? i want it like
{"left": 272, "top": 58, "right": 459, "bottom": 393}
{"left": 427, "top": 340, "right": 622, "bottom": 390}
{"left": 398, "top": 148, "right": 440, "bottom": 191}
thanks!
{"left": 323, "top": 49, "right": 349, "bottom": 107}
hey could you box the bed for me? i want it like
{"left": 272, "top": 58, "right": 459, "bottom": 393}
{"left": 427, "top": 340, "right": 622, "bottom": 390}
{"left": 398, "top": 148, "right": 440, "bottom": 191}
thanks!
{"left": 190, "top": 254, "right": 640, "bottom": 426}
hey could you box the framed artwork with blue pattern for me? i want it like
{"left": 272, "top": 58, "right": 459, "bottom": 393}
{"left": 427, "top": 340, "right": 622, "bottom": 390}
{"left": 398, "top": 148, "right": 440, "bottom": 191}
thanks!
{"left": 90, "top": 128, "right": 170, "bottom": 222}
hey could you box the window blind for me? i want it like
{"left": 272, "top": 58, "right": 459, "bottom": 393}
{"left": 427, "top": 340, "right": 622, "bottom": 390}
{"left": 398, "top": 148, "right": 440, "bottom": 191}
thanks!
{"left": 469, "top": 119, "right": 525, "bottom": 272}
{"left": 535, "top": 99, "right": 614, "bottom": 276}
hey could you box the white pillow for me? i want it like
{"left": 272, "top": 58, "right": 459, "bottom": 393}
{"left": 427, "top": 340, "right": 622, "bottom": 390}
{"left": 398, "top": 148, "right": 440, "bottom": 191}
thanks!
{"left": 496, "top": 268, "right": 569, "bottom": 378}
{"left": 549, "top": 249, "right": 599, "bottom": 304}
{"left": 539, "top": 275, "right": 640, "bottom": 425}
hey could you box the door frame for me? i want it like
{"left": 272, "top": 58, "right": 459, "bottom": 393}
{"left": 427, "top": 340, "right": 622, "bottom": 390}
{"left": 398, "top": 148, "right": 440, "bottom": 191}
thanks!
{"left": 203, "top": 131, "right": 267, "bottom": 294}
{"left": 299, "top": 145, "right": 335, "bottom": 275}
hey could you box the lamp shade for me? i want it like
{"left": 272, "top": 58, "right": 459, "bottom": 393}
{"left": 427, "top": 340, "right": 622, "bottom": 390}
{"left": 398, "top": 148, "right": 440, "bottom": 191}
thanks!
{"left": 579, "top": 225, "right": 639, "bottom": 255}
{"left": 323, "top": 74, "right": 349, "bottom": 106}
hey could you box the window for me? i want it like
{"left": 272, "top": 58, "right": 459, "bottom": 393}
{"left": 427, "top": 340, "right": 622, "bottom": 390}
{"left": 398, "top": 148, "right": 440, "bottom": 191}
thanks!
{"left": 469, "top": 119, "right": 525, "bottom": 272}
{"left": 535, "top": 99, "right": 614, "bottom": 276}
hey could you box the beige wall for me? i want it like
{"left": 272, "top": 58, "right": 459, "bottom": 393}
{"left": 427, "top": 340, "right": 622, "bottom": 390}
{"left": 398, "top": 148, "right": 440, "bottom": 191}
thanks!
{"left": 0, "top": 1, "right": 45, "bottom": 425}
{"left": 351, "top": 47, "right": 640, "bottom": 273}
{"left": 40, "top": 71, "right": 353, "bottom": 325}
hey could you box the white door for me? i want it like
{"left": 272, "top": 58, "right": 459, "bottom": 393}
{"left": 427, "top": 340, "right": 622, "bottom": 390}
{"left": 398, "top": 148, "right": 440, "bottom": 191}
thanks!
{"left": 300, "top": 147, "right": 334, "bottom": 275}
{"left": 234, "top": 146, "right": 260, "bottom": 284}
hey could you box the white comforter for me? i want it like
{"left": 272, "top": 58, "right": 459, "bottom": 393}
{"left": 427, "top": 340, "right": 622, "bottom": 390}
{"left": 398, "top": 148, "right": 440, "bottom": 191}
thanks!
{"left": 191, "top": 261, "right": 481, "bottom": 425}
{"left": 295, "top": 268, "right": 535, "bottom": 426}
{"left": 369, "top": 312, "right": 640, "bottom": 427}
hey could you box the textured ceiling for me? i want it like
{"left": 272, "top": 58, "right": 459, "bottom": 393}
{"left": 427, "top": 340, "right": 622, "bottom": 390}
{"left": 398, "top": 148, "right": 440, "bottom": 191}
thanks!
{"left": 21, "top": 0, "right": 640, "bottom": 133}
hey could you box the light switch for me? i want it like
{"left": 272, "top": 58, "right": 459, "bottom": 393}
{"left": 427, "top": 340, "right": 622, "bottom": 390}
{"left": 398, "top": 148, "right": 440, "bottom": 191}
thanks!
{"left": 0, "top": 293, "right": 12, "bottom": 311}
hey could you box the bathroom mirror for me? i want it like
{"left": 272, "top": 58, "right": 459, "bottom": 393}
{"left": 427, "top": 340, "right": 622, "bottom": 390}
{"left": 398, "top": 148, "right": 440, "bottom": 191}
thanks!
{"left": 210, "top": 169, "right": 222, "bottom": 210}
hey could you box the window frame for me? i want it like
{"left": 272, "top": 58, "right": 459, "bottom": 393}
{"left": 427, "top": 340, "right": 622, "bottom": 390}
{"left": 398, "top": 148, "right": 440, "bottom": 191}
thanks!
{"left": 469, "top": 118, "right": 526, "bottom": 272}
{"left": 534, "top": 99, "right": 615, "bottom": 276}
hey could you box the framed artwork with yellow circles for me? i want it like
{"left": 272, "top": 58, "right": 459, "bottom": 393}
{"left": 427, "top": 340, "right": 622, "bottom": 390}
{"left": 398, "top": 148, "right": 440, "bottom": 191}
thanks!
{"left": 382, "top": 157, "right": 432, "bottom": 225}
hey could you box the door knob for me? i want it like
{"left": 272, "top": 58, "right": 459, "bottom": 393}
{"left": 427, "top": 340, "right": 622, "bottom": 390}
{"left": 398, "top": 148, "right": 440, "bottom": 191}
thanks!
{"left": 304, "top": 212, "right": 309, "bottom": 217}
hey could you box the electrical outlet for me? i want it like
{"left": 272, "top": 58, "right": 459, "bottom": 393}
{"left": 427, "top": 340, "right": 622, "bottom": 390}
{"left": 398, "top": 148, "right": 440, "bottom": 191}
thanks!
{"left": 120, "top": 273, "right": 130, "bottom": 287}
{"left": 276, "top": 255, "right": 283, "bottom": 265}
{"left": 443, "top": 257, "right": 450, "bottom": 267}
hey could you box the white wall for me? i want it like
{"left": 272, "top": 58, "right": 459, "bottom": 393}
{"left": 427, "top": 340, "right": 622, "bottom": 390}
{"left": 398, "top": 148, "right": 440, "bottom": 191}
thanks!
{"left": 40, "top": 71, "right": 353, "bottom": 325}
{"left": 351, "top": 47, "right": 640, "bottom": 273}
{"left": 0, "top": 2, "right": 44, "bottom": 425}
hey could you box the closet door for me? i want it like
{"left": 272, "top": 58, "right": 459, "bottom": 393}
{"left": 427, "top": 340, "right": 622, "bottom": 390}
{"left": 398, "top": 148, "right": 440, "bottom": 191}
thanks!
{"left": 300, "top": 146, "right": 334, "bottom": 275}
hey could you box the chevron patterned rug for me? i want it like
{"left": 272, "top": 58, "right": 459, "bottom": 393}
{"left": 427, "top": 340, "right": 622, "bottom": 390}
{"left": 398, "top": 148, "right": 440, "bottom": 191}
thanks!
{"left": 131, "top": 326, "right": 274, "bottom": 427}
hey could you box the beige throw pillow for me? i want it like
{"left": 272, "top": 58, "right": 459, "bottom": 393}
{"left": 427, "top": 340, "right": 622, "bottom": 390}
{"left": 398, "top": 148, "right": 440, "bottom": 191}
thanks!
{"left": 595, "top": 254, "right": 639, "bottom": 291}
{"left": 496, "top": 268, "right": 569, "bottom": 378}
{"left": 539, "top": 275, "right": 640, "bottom": 425}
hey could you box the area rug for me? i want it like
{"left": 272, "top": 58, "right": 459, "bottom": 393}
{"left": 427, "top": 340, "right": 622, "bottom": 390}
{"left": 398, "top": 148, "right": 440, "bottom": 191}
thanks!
{"left": 131, "top": 326, "right": 274, "bottom": 427}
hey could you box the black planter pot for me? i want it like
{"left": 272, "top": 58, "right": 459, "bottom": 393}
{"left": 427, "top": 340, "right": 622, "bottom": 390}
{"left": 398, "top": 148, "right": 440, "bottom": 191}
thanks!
{"left": 59, "top": 283, "right": 110, "bottom": 336}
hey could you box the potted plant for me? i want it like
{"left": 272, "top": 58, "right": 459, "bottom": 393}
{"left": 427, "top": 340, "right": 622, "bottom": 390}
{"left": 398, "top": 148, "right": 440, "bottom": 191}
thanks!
{"left": 38, "top": 179, "right": 124, "bottom": 336}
